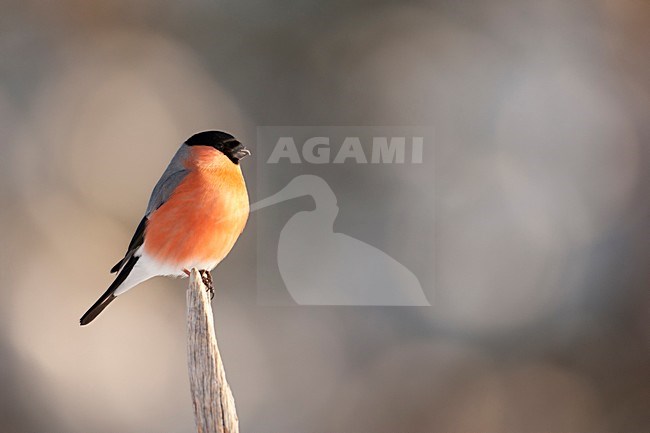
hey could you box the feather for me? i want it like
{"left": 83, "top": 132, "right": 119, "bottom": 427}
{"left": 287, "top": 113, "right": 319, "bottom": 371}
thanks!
{"left": 81, "top": 255, "right": 140, "bottom": 325}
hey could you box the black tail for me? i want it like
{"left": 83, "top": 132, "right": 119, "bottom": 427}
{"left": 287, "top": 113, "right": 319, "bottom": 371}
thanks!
{"left": 80, "top": 256, "right": 139, "bottom": 326}
{"left": 80, "top": 293, "right": 117, "bottom": 326}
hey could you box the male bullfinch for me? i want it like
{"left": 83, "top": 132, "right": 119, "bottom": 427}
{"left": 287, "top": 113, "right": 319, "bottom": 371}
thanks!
{"left": 80, "top": 131, "right": 250, "bottom": 326}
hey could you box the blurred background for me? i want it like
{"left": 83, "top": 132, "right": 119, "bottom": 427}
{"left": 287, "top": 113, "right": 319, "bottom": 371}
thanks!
{"left": 1, "top": 0, "right": 649, "bottom": 432}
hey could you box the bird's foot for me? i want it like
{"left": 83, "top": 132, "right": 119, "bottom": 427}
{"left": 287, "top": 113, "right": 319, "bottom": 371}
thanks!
{"left": 199, "top": 269, "right": 214, "bottom": 299}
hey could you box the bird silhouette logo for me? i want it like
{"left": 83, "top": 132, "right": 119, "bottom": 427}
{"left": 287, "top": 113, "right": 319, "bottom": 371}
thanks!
{"left": 251, "top": 175, "right": 430, "bottom": 306}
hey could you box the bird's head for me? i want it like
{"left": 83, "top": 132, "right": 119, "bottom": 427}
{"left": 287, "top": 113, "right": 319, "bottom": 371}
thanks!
{"left": 185, "top": 130, "right": 251, "bottom": 164}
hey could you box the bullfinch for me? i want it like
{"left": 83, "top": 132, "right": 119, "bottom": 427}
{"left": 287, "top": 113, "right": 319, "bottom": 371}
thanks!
{"left": 80, "top": 130, "right": 250, "bottom": 325}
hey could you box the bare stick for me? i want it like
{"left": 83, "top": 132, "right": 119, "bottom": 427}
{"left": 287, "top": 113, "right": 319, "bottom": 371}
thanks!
{"left": 186, "top": 268, "right": 239, "bottom": 433}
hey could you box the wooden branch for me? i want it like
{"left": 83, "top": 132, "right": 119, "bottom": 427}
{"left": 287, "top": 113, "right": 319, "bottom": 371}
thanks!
{"left": 186, "top": 268, "right": 239, "bottom": 433}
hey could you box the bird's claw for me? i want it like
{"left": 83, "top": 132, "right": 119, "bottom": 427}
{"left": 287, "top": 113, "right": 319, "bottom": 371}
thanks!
{"left": 199, "top": 269, "right": 214, "bottom": 299}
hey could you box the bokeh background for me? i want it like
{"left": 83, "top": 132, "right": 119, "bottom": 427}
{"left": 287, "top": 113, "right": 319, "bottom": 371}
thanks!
{"left": 1, "top": 1, "right": 649, "bottom": 432}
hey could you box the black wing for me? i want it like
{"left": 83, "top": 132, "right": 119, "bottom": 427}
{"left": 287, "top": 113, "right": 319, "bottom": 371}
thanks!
{"left": 110, "top": 150, "right": 189, "bottom": 274}
{"left": 110, "top": 216, "right": 147, "bottom": 273}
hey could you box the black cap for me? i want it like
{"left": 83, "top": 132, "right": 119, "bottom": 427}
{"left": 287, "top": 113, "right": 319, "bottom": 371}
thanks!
{"left": 185, "top": 130, "right": 251, "bottom": 164}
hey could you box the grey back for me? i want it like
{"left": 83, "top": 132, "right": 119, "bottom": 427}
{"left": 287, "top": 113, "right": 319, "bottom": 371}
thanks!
{"left": 145, "top": 144, "right": 191, "bottom": 215}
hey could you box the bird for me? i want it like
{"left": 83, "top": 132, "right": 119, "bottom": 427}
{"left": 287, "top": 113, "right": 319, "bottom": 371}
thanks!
{"left": 80, "top": 130, "right": 251, "bottom": 326}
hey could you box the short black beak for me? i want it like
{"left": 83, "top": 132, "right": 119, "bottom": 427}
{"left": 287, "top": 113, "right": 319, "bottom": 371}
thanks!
{"left": 233, "top": 146, "right": 251, "bottom": 160}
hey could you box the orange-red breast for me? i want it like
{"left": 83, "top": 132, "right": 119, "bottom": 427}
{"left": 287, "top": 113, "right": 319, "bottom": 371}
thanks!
{"left": 80, "top": 131, "right": 250, "bottom": 325}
